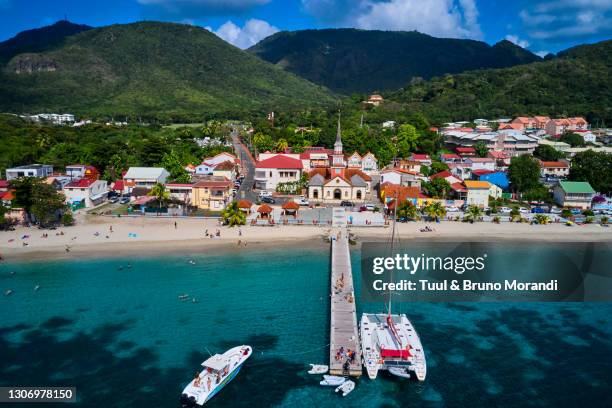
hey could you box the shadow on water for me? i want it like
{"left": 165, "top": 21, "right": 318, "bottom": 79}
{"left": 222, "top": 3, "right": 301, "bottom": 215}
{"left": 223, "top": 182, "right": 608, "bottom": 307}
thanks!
{"left": 404, "top": 306, "right": 612, "bottom": 408}
{"left": 0, "top": 320, "right": 308, "bottom": 408}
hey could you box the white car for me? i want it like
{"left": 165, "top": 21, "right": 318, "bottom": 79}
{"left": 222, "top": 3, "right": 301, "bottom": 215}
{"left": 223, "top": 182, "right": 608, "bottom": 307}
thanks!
{"left": 446, "top": 206, "right": 460, "bottom": 213}
{"left": 258, "top": 191, "right": 273, "bottom": 198}
{"left": 499, "top": 206, "right": 512, "bottom": 214}
{"left": 519, "top": 207, "right": 529, "bottom": 214}
{"left": 294, "top": 196, "right": 309, "bottom": 206}
{"left": 364, "top": 204, "right": 376, "bottom": 211}
{"left": 550, "top": 207, "right": 562, "bottom": 214}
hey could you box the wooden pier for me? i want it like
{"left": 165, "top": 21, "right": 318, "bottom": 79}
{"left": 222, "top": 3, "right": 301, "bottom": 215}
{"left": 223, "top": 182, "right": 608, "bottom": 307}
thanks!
{"left": 329, "top": 229, "right": 362, "bottom": 377}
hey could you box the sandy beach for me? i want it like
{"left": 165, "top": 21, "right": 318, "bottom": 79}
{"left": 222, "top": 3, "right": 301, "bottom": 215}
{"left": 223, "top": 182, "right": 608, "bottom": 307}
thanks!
{"left": 1, "top": 214, "right": 610, "bottom": 261}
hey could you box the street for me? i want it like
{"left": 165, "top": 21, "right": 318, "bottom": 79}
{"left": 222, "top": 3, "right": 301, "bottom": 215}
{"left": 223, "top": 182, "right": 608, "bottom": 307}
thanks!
{"left": 230, "top": 127, "right": 257, "bottom": 202}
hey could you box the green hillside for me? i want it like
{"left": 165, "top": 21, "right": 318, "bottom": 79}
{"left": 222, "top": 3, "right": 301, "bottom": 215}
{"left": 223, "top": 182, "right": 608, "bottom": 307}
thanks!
{"left": 0, "top": 21, "right": 336, "bottom": 121}
{"left": 387, "top": 40, "right": 612, "bottom": 123}
{"left": 248, "top": 29, "right": 540, "bottom": 94}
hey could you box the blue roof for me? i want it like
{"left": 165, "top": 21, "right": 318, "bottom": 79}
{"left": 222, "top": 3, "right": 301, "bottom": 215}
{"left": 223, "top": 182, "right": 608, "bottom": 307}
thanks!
{"left": 477, "top": 172, "right": 509, "bottom": 190}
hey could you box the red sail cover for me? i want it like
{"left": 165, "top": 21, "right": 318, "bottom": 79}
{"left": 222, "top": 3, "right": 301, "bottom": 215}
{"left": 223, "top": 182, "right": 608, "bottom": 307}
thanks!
{"left": 381, "top": 348, "right": 412, "bottom": 358}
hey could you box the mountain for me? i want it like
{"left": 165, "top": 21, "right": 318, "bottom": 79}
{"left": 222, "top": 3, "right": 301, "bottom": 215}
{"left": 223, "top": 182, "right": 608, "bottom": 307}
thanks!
{"left": 387, "top": 40, "right": 612, "bottom": 123}
{"left": 0, "top": 20, "right": 92, "bottom": 65}
{"left": 248, "top": 29, "right": 541, "bottom": 94}
{"left": 0, "top": 21, "right": 336, "bottom": 120}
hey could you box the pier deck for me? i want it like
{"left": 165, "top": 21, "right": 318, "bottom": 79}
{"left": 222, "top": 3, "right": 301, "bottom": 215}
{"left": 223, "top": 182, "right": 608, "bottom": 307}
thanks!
{"left": 329, "top": 229, "right": 362, "bottom": 377}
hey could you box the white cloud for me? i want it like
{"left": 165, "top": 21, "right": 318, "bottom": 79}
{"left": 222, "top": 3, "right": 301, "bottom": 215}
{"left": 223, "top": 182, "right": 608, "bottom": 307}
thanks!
{"left": 212, "top": 19, "right": 278, "bottom": 49}
{"left": 505, "top": 34, "right": 530, "bottom": 48}
{"left": 138, "top": 0, "right": 271, "bottom": 17}
{"left": 535, "top": 50, "right": 550, "bottom": 57}
{"left": 302, "top": 0, "right": 482, "bottom": 39}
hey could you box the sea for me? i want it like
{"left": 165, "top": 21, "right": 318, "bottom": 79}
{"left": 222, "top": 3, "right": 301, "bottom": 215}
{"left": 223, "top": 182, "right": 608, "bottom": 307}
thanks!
{"left": 1, "top": 243, "right": 611, "bottom": 408}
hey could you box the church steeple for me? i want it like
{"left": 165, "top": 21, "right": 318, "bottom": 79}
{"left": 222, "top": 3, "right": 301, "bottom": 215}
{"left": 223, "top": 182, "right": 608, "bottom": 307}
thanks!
{"left": 334, "top": 112, "right": 343, "bottom": 154}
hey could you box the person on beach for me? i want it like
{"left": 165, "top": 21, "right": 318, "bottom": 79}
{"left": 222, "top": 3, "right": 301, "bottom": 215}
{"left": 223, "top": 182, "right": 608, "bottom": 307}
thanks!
{"left": 174, "top": 221, "right": 177, "bottom": 229}
{"left": 109, "top": 225, "right": 113, "bottom": 233}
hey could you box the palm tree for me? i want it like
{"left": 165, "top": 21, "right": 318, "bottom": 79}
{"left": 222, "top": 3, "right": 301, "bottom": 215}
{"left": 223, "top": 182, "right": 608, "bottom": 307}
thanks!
{"left": 396, "top": 200, "right": 418, "bottom": 221}
{"left": 275, "top": 138, "right": 289, "bottom": 152}
{"left": 533, "top": 214, "right": 549, "bottom": 225}
{"left": 464, "top": 205, "right": 483, "bottom": 223}
{"left": 148, "top": 183, "right": 170, "bottom": 211}
{"left": 221, "top": 201, "right": 246, "bottom": 227}
{"left": 423, "top": 202, "right": 447, "bottom": 222}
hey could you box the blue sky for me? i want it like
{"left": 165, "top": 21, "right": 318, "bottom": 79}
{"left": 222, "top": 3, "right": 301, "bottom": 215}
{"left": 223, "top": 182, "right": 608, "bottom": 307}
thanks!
{"left": 0, "top": 0, "right": 610, "bottom": 55}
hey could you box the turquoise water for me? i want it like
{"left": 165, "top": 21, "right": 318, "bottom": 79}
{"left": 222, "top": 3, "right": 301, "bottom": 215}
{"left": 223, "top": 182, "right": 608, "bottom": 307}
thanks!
{"left": 1, "top": 244, "right": 611, "bottom": 407}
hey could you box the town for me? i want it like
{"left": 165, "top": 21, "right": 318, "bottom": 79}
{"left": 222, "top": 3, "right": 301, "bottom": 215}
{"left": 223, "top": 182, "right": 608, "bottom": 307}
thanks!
{"left": 1, "top": 103, "right": 611, "bottom": 232}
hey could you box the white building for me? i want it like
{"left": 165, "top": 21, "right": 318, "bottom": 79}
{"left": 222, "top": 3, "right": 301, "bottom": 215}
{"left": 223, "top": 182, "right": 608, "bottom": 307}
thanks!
{"left": 464, "top": 180, "right": 491, "bottom": 208}
{"left": 122, "top": 167, "right": 170, "bottom": 194}
{"left": 195, "top": 152, "right": 239, "bottom": 175}
{"left": 540, "top": 161, "right": 570, "bottom": 178}
{"left": 465, "top": 158, "right": 496, "bottom": 172}
{"left": 63, "top": 179, "right": 108, "bottom": 208}
{"left": 166, "top": 183, "right": 194, "bottom": 204}
{"left": 379, "top": 169, "right": 421, "bottom": 188}
{"left": 6, "top": 164, "right": 53, "bottom": 180}
{"left": 254, "top": 155, "right": 303, "bottom": 191}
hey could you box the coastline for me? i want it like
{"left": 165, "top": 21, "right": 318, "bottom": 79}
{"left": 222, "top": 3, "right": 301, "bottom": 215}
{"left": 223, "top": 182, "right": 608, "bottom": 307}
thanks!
{"left": 1, "top": 215, "right": 610, "bottom": 261}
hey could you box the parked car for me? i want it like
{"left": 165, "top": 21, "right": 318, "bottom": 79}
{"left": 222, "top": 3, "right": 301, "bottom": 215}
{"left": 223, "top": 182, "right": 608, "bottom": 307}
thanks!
{"left": 294, "top": 196, "right": 309, "bottom": 206}
{"left": 258, "top": 191, "right": 273, "bottom": 198}
{"left": 119, "top": 197, "right": 130, "bottom": 204}
{"left": 360, "top": 204, "right": 376, "bottom": 211}
{"left": 519, "top": 207, "right": 529, "bottom": 214}
{"left": 261, "top": 196, "right": 275, "bottom": 204}
{"left": 109, "top": 196, "right": 119, "bottom": 204}
{"left": 446, "top": 206, "right": 460, "bottom": 213}
{"left": 570, "top": 208, "right": 582, "bottom": 215}
{"left": 531, "top": 207, "right": 545, "bottom": 214}
{"left": 499, "top": 206, "right": 512, "bottom": 214}
{"left": 340, "top": 201, "right": 353, "bottom": 207}
{"left": 550, "top": 207, "right": 562, "bottom": 214}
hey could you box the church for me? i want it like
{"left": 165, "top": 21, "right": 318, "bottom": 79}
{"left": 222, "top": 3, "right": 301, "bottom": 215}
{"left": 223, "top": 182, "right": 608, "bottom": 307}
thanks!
{"left": 307, "top": 118, "right": 372, "bottom": 203}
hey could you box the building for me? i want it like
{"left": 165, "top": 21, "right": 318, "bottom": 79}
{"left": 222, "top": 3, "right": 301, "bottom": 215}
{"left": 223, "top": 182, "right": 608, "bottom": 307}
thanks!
{"left": 122, "top": 167, "right": 170, "bottom": 194}
{"left": 545, "top": 117, "right": 589, "bottom": 136}
{"left": 538, "top": 139, "right": 571, "bottom": 152}
{"left": 553, "top": 181, "right": 595, "bottom": 209}
{"left": 455, "top": 147, "right": 476, "bottom": 157}
{"left": 166, "top": 183, "right": 194, "bottom": 204}
{"left": 396, "top": 159, "right": 422, "bottom": 173}
{"left": 380, "top": 169, "right": 421, "bottom": 188}
{"left": 440, "top": 153, "right": 462, "bottom": 164}
{"left": 465, "top": 157, "right": 496, "bottom": 172}
{"left": 63, "top": 178, "right": 108, "bottom": 209}
{"left": 476, "top": 171, "right": 509, "bottom": 190}
{"left": 212, "top": 161, "right": 237, "bottom": 180}
{"left": 410, "top": 154, "right": 432, "bottom": 166}
{"left": 487, "top": 150, "right": 511, "bottom": 169}
{"left": 65, "top": 164, "right": 99, "bottom": 180}
{"left": 346, "top": 152, "right": 378, "bottom": 175}
{"left": 464, "top": 180, "right": 491, "bottom": 208}
{"left": 366, "top": 94, "right": 383, "bottom": 106}
{"left": 429, "top": 170, "right": 462, "bottom": 185}
{"left": 307, "top": 119, "right": 372, "bottom": 202}
{"left": 23, "top": 113, "right": 75, "bottom": 125}
{"left": 195, "top": 152, "right": 239, "bottom": 175}
{"left": 191, "top": 177, "right": 233, "bottom": 210}
{"left": 6, "top": 164, "right": 53, "bottom": 180}
{"left": 254, "top": 155, "right": 303, "bottom": 191}
{"left": 444, "top": 130, "right": 539, "bottom": 156}
{"left": 540, "top": 161, "right": 570, "bottom": 178}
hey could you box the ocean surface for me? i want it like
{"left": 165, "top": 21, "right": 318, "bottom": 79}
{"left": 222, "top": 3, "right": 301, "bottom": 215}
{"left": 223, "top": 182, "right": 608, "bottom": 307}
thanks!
{"left": 1, "top": 243, "right": 611, "bottom": 408}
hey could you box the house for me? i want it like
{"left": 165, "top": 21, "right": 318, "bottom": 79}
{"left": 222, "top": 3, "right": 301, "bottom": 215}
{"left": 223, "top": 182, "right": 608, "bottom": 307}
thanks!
{"left": 212, "top": 161, "right": 237, "bottom": 181}
{"left": 122, "top": 167, "right": 170, "bottom": 194}
{"left": 6, "top": 164, "right": 53, "bottom": 180}
{"left": 166, "top": 183, "right": 194, "bottom": 204}
{"left": 254, "top": 155, "right": 303, "bottom": 191}
{"left": 465, "top": 158, "right": 496, "bottom": 172}
{"left": 396, "top": 159, "right": 422, "bottom": 173}
{"left": 380, "top": 169, "right": 421, "bottom": 188}
{"left": 191, "top": 177, "right": 233, "bottom": 211}
{"left": 553, "top": 181, "right": 595, "bottom": 209}
{"left": 540, "top": 161, "right": 570, "bottom": 178}
{"left": 430, "top": 170, "right": 462, "bottom": 185}
{"left": 534, "top": 116, "right": 551, "bottom": 129}
{"left": 360, "top": 152, "right": 379, "bottom": 175}
{"left": 538, "top": 139, "right": 571, "bottom": 152}
{"left": 440, "top": 153, "right": 462, "bottom": 164}
{"left": 476, "top": 171, "right": 510, "bottom": 190}
{"left": 65, "top": 164, "right": 99, "bottom": 180}
{"left": 195, "top": 152, "right": 239, "bottom": 175}
{"left": 487, "top": 150, "right": 511, "bottom": 168}
{"left": 410, "top": 154, "right": 432, "bottom": 166}
{"left": 380, "top": 183, "right": 423, "bottom": 209}
{"left": 545, "top": 117, "right": 589, "bottom": 136}
{"left": 464, "top": 180, "right": 491, "bottom": 208}
{"left": 366, "top": 94, "right": 383, "bottom": 106}
{"left": 445, "top": 130, "right": 538, "bottom": 156}
{"left": 63, "top": 178, "right": 108, "bottom": 209}
{"left": 455, "top": 147, "right": 476, "bottom": 157}
{"left": 474, "top": 119, "right": 489, "bottom": 126}
{"left": 308, "top": 169, "right": 370, "bottom": 202}
{"left": 574, "top": 130, "right": 596, "bottom": 144}
{"left": 511, "top": 117, "right": 536, "bottom": 130}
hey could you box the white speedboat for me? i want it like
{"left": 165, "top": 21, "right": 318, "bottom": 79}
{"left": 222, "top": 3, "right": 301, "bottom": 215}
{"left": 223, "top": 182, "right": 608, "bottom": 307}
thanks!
{"left": 320, "top": 375, "right": 346, "bottom": 386}
{"left": 360, "top": 313, "right": 426, "bottom": 381}
{"left": 180, "top": 345, "right": 252, "bottom": 406}
{"left": 308, "top": 364, "right": 329, "bottom": 374}
{"left": 335, "top": 380, "right": 355, "bottom": 396}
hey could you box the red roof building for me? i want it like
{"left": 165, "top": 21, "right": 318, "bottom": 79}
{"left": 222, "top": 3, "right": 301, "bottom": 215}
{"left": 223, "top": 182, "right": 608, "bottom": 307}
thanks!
{"left": 256, "top": 155, "right": 303, "bottom": 169}
{"left": 64, "top": 178, "right": 97, "bottom": 188}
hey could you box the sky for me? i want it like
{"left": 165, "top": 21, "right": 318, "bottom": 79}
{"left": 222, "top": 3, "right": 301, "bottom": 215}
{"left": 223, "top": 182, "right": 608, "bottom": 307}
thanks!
{"left": 0, "top": 0, "right": 611, "bottom": 55}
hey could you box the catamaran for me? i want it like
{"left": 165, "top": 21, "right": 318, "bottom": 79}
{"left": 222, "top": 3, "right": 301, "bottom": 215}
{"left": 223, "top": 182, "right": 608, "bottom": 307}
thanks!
{"left": 180, "top": 345, "right": 252, "bottom": 406}
{"left": 359, "top": 189, "right": 427, "bottom": 381}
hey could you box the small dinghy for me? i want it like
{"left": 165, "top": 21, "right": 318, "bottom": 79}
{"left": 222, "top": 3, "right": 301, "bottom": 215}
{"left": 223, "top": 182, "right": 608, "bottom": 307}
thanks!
{"left": 179, "top": 294, "right": 190, "bottom": 301}
{"left": 320, "top": 375, "right": 346, "bottom": 386}
{"left": 5, "top": 289, "right": 13, "bottom": 296}
{"left": 335, "top": 380, "right": 355, "bottom": 397}
{"left": 308, "top": 364, "right": 328, "bottom": 375}
{"left": 388, "top": 367, "right": 411, "bottom": 379}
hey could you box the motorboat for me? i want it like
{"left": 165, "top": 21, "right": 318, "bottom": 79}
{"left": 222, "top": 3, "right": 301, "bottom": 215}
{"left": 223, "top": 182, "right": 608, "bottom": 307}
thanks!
{"left": 308, "top": 364, "right": 328, "bottom": 375}
{"left": 319, "top": 375, "right": 346, "bottom": 386}
{"left": 388, "top": 367, "right": 411, "bottom": 379}
{"left": 335, "top": 380, "right": 355, "bottom": 396}
{"left": 180, "top": 345, "right": 252, "bottom": 406}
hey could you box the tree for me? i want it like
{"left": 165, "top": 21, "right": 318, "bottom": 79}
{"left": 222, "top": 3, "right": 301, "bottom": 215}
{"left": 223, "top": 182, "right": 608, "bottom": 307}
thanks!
{"left": 396, "top": 200, "right": 418, "bottom": 220}
{"left": 148, "top": 183, "right": 170, "bottom": 210}
{"left": 533, "top": 214, "right": 549, "bottom": 225}
{"left": 464, "top": 205, "right": 483, "bottom": 223}
{"left": 474, "top": 141, "right": 489, "bottom": 158}
{"left": 30, "top": 182, "right": 66, "bottom": 227}
{"left": 508, "top": 155, "right": 541, "bottom": 193}
{"left": 533, "top": 144, "right": 564, "bottom": 161}
{"left": 522, "top": 184, "right": 550, "bottom": 202}
{"left": 423, "top": 201, "right": 446, "bottom": 221}
{"left": 429, "top": 161, "right": 448, "bottom": 174}
{"left": 275, "top": 138, "right": 289, "bottom": 153}
{"left": 396, "top": 124, "right": 419, "bottom": 157}
{"left": 422, "top": 178, "right": 451, "bottom": 199}
{"left": 560, "top": 132, "right": 585, "bottom": 147}
{"left": 568, "top": 150, "right": 612, "bottom": 194}
{"left": 221, "top": 201, "right": 246, "bottom": 227}
{"left": 159, "top": 151, "right": 190, "bottom": 183}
